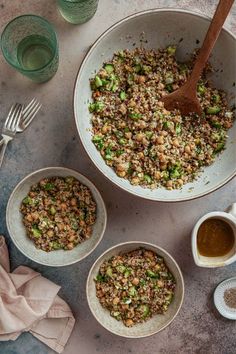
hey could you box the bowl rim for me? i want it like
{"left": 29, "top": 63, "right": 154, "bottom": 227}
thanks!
{"left": 6, "top": 166, "right": 107, "bottom": 267}
{"left": 86, "top": 240, "right": 185, "bottom": 338}
{"left": 73, "top": 8, "right": 236, "bottom": 203}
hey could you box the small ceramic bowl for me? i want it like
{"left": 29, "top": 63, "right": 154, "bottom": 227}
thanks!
{"left": 191, "top": 204, "right": 236, "bottom": 268}
{"left": 86, "top": 241, "right": 184, "bottom": 338}
{"left": 214, "top": 277, "right": 236, "bottom": 320}
{"left": 6, "top": 167, "right": 107, "bottom": 267}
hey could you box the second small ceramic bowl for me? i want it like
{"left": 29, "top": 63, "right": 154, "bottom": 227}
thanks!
{"left": 6, "top": 167, "right": 107, "bottom": 267}
{"left": 86, "top": 241, "right": 184, "bottom": 338}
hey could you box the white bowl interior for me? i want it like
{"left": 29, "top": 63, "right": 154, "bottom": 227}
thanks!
{"left": 74, "top": 9, "right": 236, "bottom": 202}
{"left": 87, "top": 242, "right": 184, "bottom": 338}
{"left": 7, "top": 167, "right": 107, "bottom": 266}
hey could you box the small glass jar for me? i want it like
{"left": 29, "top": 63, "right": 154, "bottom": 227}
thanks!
{"left": 57, "top": 0, "right": 99, "bottom": 25}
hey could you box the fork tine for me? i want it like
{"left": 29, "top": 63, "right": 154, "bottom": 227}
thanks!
{"left": 4, "top": 103, "right": 18, "bottom": 129}
{"left": 9, "top": 104, "right": 23, "bottom": 131}
{"left": 22, "top": 98, "right": 37, "bottom": 118}
{"left": 23, "top": 103, "right": 42, "bottom": 127}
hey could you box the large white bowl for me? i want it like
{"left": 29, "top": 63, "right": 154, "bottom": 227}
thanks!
{"left": 74, "top": 9, "right": 236, "bottom": 202}
{"left": 6, "top": 167, "right": 107, "bottom": 266}
{"left": 86, "top": 241, "right": 184, "bottom": 338}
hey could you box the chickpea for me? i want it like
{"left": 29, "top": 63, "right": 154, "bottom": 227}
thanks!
{"left": 158, "top": 145, "right": 165, "bottom": 153}
{"left": 119, "top": 104, "right": 127, "bottom": 115}
{"left": 157, "top": 280, "right": 164, "bottom": 288}
{"left": 184, "top": 145, "right": 191, "bottom": 154}
{"left": 58, "top": 223, "right": 65, "bottom": 231}
{"left": 158, "top": 153, "right": 166, "bottom": 162}
{"left": 166, "top": 180, "right": 173, "bottom": 189}
{"left": 136, "top": 133, "right": 144, "bottom": 142}
{"left": 125, "top": 132, "right": 132, "bottom": 139}
{"left": 172, "top": 139, "right": 180, "bottom": 147}
{"left": 67, "top": 243, "right": 74, "bottom": 250}
{"left": 61, "top": 203, "right": 67, "bottom": 210}
{"left": 70, "top": 198, "right": 77, "bottom": 206}
{"left": 144, "top": 250, "right": 154, "bottom": 259}
{"left": 69, "top": 235, "right": 76, "bottom": 242}
{"left": 132, "top": 278, "right": 139, "bottom": 285}
{"left": 47, "top": 230, "right": 54, "bottom": 238}
{"left": 186, "top": 165, "right": 192, "bottom": 173}
{"left": 125, "top": 319, "right": 134, "bottom": 327}
{"left": 122, "top": 278, "right": 128, "bottom": 284}
{"left": 160, "top": 163, "right": 167, "bottom": 171}
{"left": 157, "top": 83, "right": 165, "bottom": 90}
{"left": 117, "top": 171, "right": 126, "bottom": 177}
{"left": 160, "top": 130, "right": 168, "bottom": 136}
{"left": 131, "top": 177, "right": 140, "bottom": 185}
{"left": 156, "top": 136, "right": 164, "bottom": 144}
{"left": 155, "top": 171, "right": 161, "bottom": 180}
{"left": 32, "top": 212, "right": 40, "bottom": 220}
{"left": 117, "top": 162, "right": 129, "bottom": 172}
{"left": 113, "top": 297, "right": 120, "bottom": 305}
{"left": 129, "top": 99, "right": 136, "bottom": 107}
{"left": 138, "top": 120, "right": 147, "bottom": 129}
{"left": 26, "top": 214, "right": 33, "bottom": 222}
{"left": 138, "top": 75, "right": 146, "bottom": 84}
{"left": 102, "top": 125, "right": 111, "bottom": 134}
{"left": 177, "top": 178, "right": 184, "bottom": 186}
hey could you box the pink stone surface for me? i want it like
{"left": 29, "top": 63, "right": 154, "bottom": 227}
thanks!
{"left": 0, "top": 1, "right": 236, "bottom": 354}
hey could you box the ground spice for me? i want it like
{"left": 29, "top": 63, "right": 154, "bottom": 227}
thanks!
{"left": 224, "top": 288, "right": 236, "bottom": 309}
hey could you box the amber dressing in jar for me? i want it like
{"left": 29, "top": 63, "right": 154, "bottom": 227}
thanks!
{"left": 197, "top": 218, "right": 234, "bottom": 257}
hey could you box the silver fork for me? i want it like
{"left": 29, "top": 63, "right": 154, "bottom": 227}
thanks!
{"left": 0, "top": 98, "right": 41, "bottom": 146}
{"left": 17, "top": 98, "right": 41, "bottom": 133}
{"left": 0, "top": 104, "right": 23, "bottom": 168}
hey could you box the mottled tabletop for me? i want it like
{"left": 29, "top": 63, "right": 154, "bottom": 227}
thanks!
{"left": 0, "top": 1, "right": 236, "bottom": 354}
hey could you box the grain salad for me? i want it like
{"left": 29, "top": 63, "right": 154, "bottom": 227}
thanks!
{"left": 89, "top": 46, "right": 235, "bottom": 190}
{"left": 20, "top": 176, "right": 96, "bottom": 252}
{"left": 95, "top": 248, "right": 175, "bottom": 327}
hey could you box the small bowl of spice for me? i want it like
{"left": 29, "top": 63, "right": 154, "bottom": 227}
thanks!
{"left": 191, "top": 204, "right": 236, "bottom": 268}
{"left": 214, "top": 277, "right": 236, "bottom": 320}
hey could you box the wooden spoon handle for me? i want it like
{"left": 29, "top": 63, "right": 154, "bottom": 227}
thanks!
{"left": 186, "top": 0, "right": 235, "bottom": 91}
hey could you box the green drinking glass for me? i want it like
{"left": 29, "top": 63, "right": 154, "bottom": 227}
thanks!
{"left": 57, "top": 0, "right": 99, "bottom": 24}
{"left": 1, "top": 15, "right": 59, "bottom": 83}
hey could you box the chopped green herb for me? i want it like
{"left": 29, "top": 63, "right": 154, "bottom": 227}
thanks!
{"left": 95, "top": 75, "right": 103, "bottom": 88}
{"left": 175, "top": 123, "right": 182, "bottom": 135}
{"left": 31, "top": 227, "right": 42, "bottom": 238}
{"left": 129, "top": 113, "right": 142, "bottom": 120}
{"left": 167, "top": 46, "right": 176, "bottom": 55}
{"left": 206, "top": 106, "right": 221, "bottom": 115}
{"left": 104, "top": 64, "right": 114, "bottom": 74}
{"left": 214, "top": 142, "right": 225, "bottom": 153}
{"left": 120, "top": 91, "right": 126, "bottom": 101}
{"left": 44, "top": 183, "right": 55, "bottom": 191}
{"left": 92, "top": 135, "right": 103, "bottom": 143}
{"left": 143, "top": 174, "right": 152, "bottom": 184}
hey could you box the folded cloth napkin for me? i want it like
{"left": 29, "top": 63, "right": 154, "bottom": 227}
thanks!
{"left": 0, "top": 235, "right": 75, "bottom": 353}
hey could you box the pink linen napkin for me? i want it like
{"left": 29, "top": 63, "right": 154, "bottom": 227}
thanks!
{"left": 0, "top": 235, "right": 75, "bottom": 353}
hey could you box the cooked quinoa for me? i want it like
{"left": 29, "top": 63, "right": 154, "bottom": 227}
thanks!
{"left": 89, "top": 46, "right": 235, "bottom": 190}
{"left": 20, "top": 176, "right": 96, "bottom": 252}
{"left": 95, "top": 248, "right": 175, "bottom": 327}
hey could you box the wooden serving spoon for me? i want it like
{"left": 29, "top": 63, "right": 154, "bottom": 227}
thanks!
{"left": 162, "top": 0, "right": 235, "bottom": 116}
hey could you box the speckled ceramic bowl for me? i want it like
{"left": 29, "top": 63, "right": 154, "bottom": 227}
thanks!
{"left": 74, "top": 9, "right": 236, "bottom": 202}
{"left": 86, "top": 241, "right": 184, "bottom": 338}
{"left": 6, "top": 167, "right": 107, "bottom": 267}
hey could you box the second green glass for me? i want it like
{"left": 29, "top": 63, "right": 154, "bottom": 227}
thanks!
{"left": 1, "top": 15, "right": 59, "bottom": 83}
{"left": 57, "top": 0, "right": 99, "bottom": 24}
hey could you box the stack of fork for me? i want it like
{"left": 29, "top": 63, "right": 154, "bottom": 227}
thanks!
{"left": 0, "top": 99, "right": 41, "bottom": 168}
